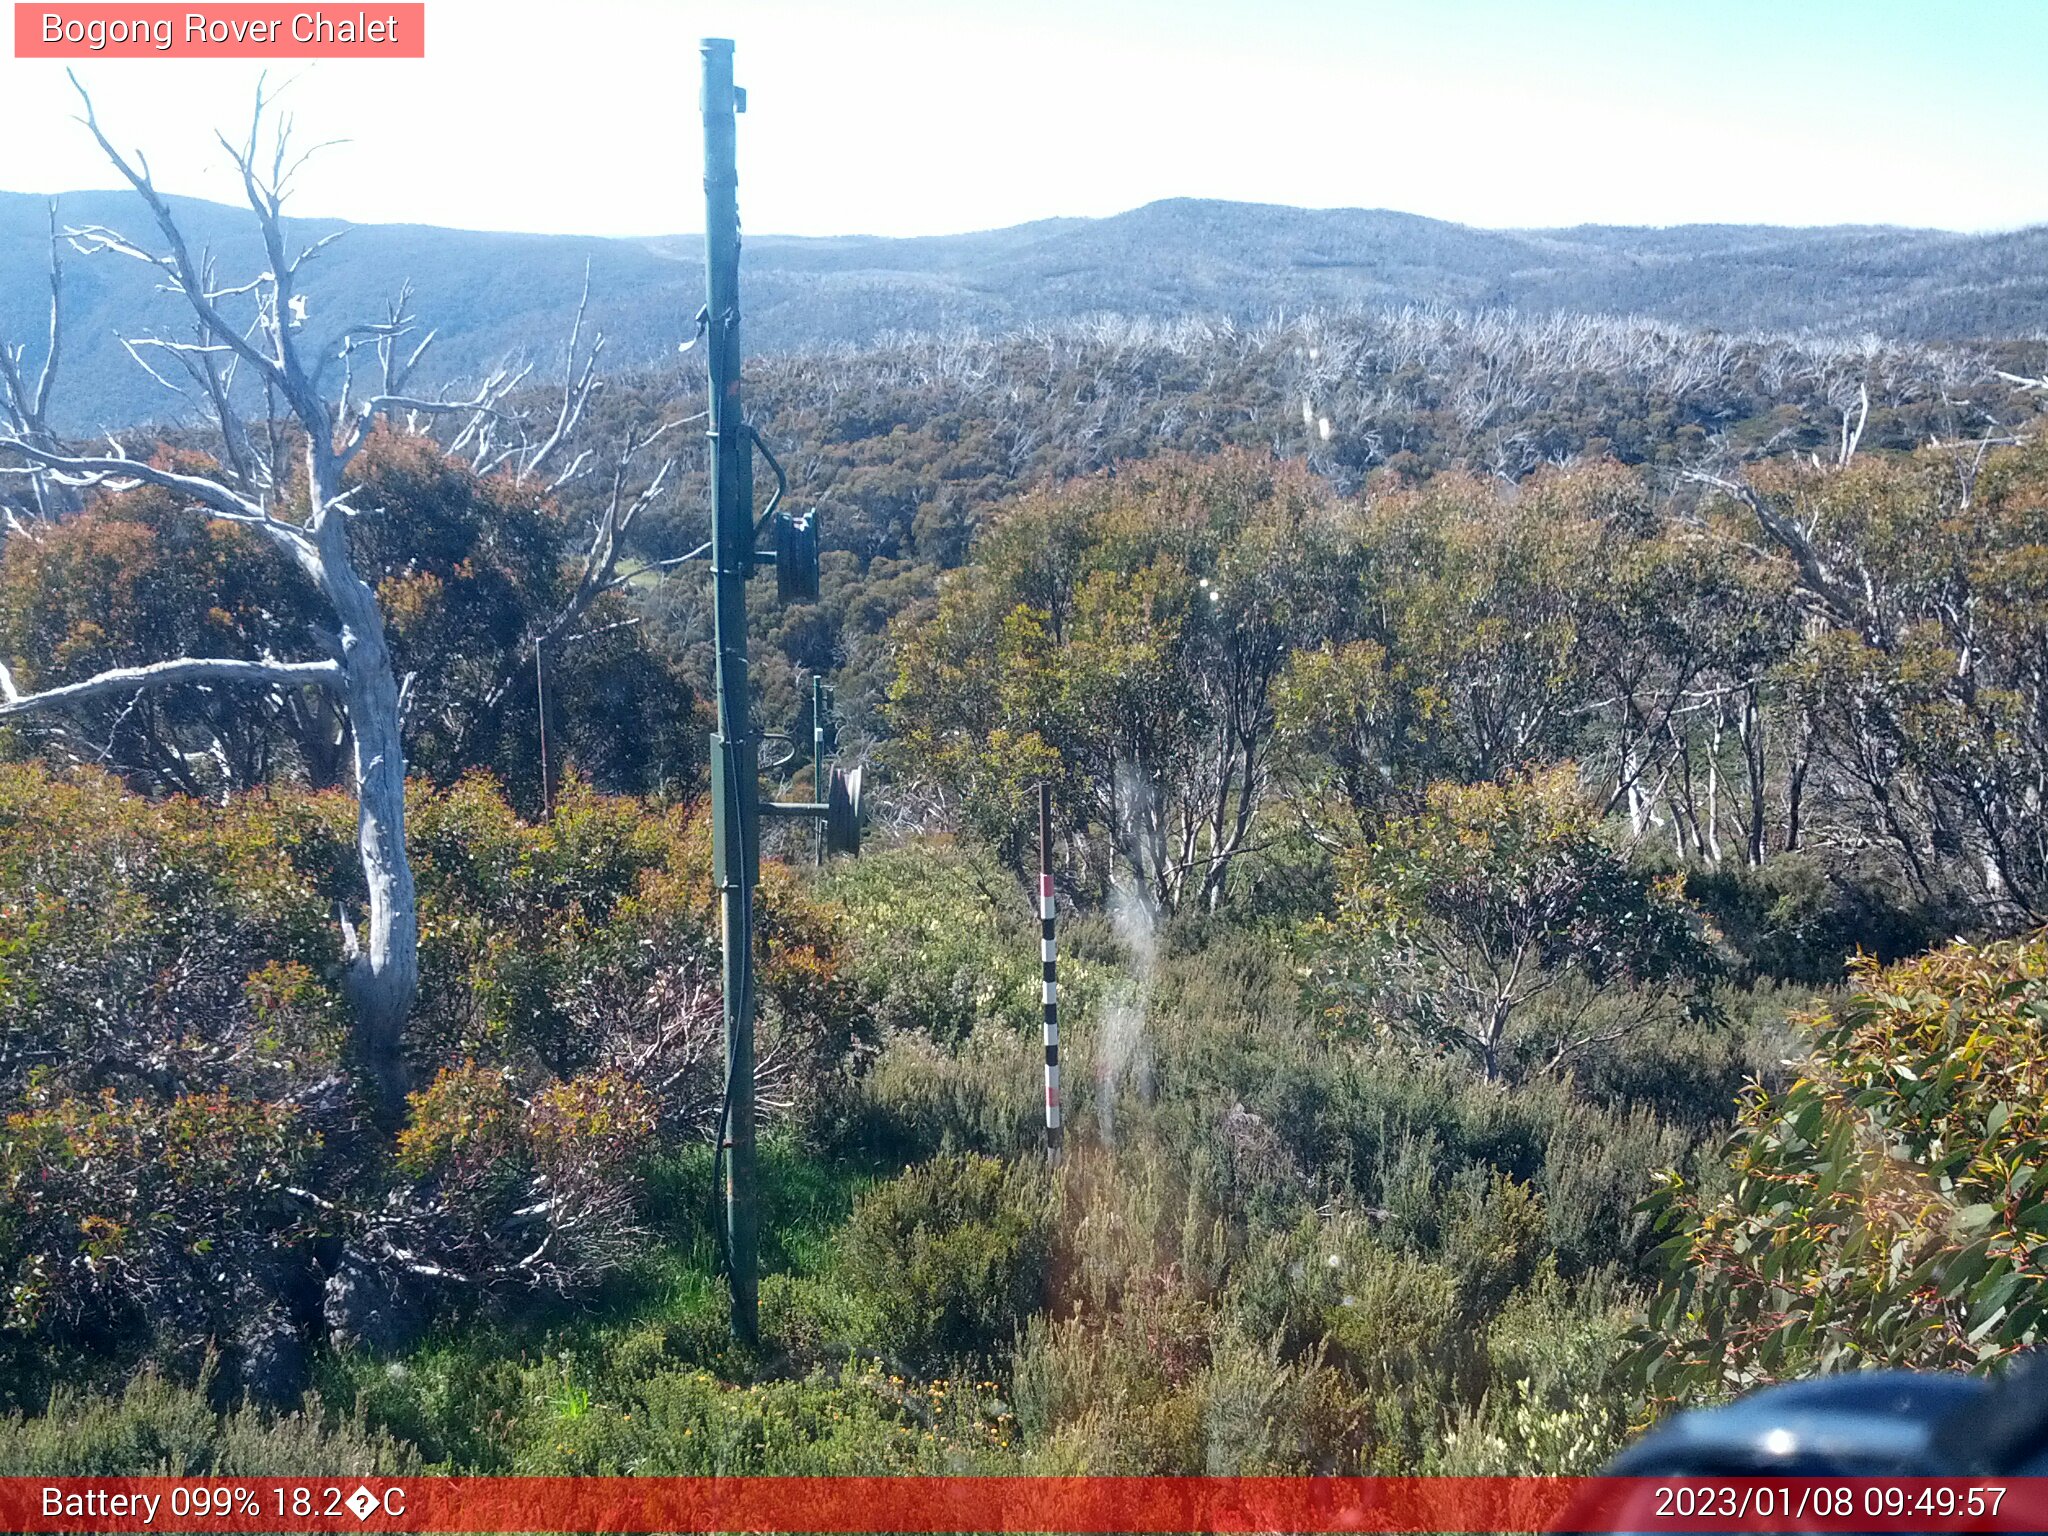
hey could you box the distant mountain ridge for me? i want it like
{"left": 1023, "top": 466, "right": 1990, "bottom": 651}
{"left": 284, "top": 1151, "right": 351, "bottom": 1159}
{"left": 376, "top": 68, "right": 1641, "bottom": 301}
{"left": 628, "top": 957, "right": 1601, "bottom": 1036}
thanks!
{"left": 4, "top": 190, "right": 2045, "bottom": 431}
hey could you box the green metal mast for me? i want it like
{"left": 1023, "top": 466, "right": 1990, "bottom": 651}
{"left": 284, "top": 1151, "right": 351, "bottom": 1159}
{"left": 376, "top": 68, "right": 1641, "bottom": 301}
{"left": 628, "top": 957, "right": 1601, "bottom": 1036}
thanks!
{"left": 697, "top": 35, "right": 859, "bottom": 1347}
{"left": 696, "top": 36, "right": 859, "bottom": 1347}
{"left": 701, "top": 35, "right": 760, "bottom": 1346}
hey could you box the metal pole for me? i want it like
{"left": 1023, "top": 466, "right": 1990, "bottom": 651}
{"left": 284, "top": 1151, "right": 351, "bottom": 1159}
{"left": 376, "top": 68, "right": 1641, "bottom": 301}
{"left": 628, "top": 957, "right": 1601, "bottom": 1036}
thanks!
{"left": 702, "top": 35, "right": 758, "bottom": 1344}
{"left": 1039, "top": 782, "right": 1062, "bottom": 1162}
{"left": 534, "top": 634, "right": 550, "bottom": 819}
{"left": 812, "top": 675, "right": 827, "bottom": 869}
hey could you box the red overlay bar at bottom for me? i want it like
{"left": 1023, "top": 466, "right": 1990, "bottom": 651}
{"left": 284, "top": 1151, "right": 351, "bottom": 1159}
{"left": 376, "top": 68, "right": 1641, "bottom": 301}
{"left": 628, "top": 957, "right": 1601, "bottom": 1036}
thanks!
{"left": 6, "top": 1476, "right": 2048, "bottom": 1533}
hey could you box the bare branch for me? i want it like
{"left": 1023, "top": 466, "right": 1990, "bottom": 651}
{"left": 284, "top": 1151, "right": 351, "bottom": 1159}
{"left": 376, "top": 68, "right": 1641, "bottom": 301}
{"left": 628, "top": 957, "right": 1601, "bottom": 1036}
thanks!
{"left": 0, "top": 654, "right": 342, "bottom": 716}
{"left": 515, "top": 262, "right": 605, "bottom": 484}
{"left": 1838, "top": 379, "right": 1869, "bottom": 466}
{"left": 1684, "top": 468, "right": 1866, "bottom": 637}
{"left": 66, "top": 78, "right": 293, "bottom": 400}
{"left": 0, "top": 438, "right": 311, "bottom": 557}
{"left": 0, "top": 203, "right": 70, "bottom": 525}
{"left": 119, "top": 336, "right": 192, "bottom": 397}
{"left": 287, "top": 225, "right": 346, "bottom": 278}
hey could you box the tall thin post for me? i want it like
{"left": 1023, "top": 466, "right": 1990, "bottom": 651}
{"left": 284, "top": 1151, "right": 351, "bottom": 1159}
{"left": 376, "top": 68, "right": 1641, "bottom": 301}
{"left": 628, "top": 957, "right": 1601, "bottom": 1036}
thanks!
{"left": 812, "top": 674, "right": 827, "bottom": 868}
{"left": 533, "top": 634, "right": 551, "bottom": 819}
{"left": 1039, "top": 782, "right": 1062, "bottom": 1162}
{"left": 702, "top": 35, "right": 758, "bottom": 1344}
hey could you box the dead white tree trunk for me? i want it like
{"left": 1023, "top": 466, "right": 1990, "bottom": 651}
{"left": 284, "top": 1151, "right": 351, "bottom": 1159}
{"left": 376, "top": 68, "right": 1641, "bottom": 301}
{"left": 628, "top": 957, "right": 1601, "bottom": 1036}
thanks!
{"left": 0, "top": 202, "right": 70, "bottom": 535}
{"left": 0, "top": 79, "right": 502, "bottom": 1121}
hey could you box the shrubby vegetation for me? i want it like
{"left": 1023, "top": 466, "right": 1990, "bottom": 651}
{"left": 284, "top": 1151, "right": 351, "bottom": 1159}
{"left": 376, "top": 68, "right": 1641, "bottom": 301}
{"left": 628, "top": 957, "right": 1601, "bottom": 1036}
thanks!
{"left": 597, "top": 307, "right": 2045, "bottom": 748}
{"left": 1636, "top": 935, "right": 2048, "bottom": 1399}
{"left": 0, "top": 774, "right": 1755, "bottom": 1471}
{"left": 0, "top": 763, "right": 851, "bottom": 1405}
{"left": 1311, "top": 769, "right": 1717, "bottom": 1080}
{"left": 4, "top": 278, "right": 2047, "bottom": 1474}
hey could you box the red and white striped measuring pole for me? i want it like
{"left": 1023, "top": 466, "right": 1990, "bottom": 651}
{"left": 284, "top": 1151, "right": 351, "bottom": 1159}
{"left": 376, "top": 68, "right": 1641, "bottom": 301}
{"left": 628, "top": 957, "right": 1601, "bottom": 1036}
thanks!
{"left": 1038, "top": 782, "right": 1063, "bottom": 1161}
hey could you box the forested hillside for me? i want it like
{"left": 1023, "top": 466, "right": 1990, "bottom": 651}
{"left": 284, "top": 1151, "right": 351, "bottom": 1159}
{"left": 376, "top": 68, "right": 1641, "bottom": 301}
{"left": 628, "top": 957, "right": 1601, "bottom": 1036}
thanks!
{"left": 8, "top": 187, "right": 2048, "bottom": 430}
{"left": 606, "top": 307, "right": 2047, "bottom": 753}
{"left": 5, "top": 159, "right": 2048, "bottom": 1480}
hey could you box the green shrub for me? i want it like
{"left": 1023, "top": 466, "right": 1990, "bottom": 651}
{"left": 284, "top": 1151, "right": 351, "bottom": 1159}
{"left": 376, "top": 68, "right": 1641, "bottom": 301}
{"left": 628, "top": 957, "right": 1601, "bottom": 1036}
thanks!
{"left": 0, "top": 1087, "right": 321, "bottom": 1388}
{"left": 1003, "top": 1142, "right": 1243, "bottom": 1471}
{"left": 1435, "top": 1262, "right": 1635, "bottom": 1474}
{"left": 406, "top": 774, "right": 857, "bottom": 1118}
{"left": 1682, "top": 853, "right": 1957, "bottom": 986}
{"left": 839, "top": 1154, "right": 1054, "bottom": 1370}
{"left": 0, "top": 1368, "right": 418, "bottom": 1476}
{"left": 1219, "top": 1212, "right": 1467, "bottom": 1471}
{"left": 1531, "top": 1096, "right": 1694, "bottom": 1276}
{"left": 1310, "top": 768, "right": 1719, "bottom": 1082}
{"left": 1286, "top": 1046, "right": 1691, "bottom": 1279}
{"left": 1196, "top": 1332, "right": 1364, "bottom": 1473}
{"left": 849, "top": 1021, "right": 1047, "bottom": 1160}
{"left": 315, "top": 1341, "right": 530, "bottom": 1472}
{"left": 1230, "top": 1212, "right": 1464, "bottom": 1392}
{"left": 1564, "top": 980, "right": 1803, "bottom": 1130}
{"left": 0, "top": 763, "right": 351, "bottom": 1109}
{"left": 509, "top": 1361, "right": 1014, "bottom": 1475}
{"left": 817, "top": 842, "right": 1043, "bottom": 1043}
{"left": 1010, "top": 1308, "right": 1208, "bottom": 1473}
{"left": 1438, "top": 1170, "right": 1551, "bottom": 1318}
{"left": 1056, "top": 1141, "right": 1232, "bottom": 1319}
{"left": 1637, "top": 934, "right": 2048, "bottom": 1403}
{"left": 390, "top": 1063, "right": 656, "bottom": 1295}
{"left": 0, "top": 760, "right": 859, "bottom": 1379}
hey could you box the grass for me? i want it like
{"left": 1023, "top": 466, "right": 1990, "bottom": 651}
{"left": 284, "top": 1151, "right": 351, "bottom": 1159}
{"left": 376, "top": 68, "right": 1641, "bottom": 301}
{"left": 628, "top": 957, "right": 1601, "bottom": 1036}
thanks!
{"left": 309, "top": 1133, "right": 892, "bottom": 1468}
{"left": 647, "top": 1137, "right": 886, "bottom": 1276}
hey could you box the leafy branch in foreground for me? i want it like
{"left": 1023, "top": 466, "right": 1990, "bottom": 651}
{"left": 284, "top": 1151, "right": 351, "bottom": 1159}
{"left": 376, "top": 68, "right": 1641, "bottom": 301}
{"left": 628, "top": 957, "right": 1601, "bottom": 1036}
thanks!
{"left": 1633, "top": 934, "right": 2048, "bottom": 1406}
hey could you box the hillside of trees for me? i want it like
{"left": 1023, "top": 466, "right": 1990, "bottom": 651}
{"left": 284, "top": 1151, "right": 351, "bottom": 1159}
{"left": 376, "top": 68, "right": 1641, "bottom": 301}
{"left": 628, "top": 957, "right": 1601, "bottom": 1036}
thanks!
{"left": 9, "top": 186, "right": 2048, "bottom": 430}
{"left": 601, "top": 305, "right": 2048, "bottom": 755}
{"left": 4, "top": 132, "right": 2048, "bottom": 1478}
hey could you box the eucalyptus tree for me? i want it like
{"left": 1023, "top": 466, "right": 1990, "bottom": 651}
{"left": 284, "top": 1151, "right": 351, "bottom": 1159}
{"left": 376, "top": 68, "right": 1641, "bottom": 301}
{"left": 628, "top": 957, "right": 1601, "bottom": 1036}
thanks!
{"left": 891, "top": 451, "right": 1348, "bottom": 911}
{"left": 1691, "top": 442, "right": 2048, "bottom": 925}
{"left": 0, "top": 82, "right": 679, "bottom": 1120}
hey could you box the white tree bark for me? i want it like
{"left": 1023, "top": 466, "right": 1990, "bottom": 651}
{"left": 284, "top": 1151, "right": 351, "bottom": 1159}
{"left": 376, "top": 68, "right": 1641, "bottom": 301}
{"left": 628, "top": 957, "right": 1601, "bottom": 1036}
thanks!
{"left": 0, "top": 75, "right": 698, "bottom": 1122}
{"left": 0, "top": 78, "right": 478, "bottom": 1122}
{"left": 0, "top": 202, "right": 70, "bottom": 533}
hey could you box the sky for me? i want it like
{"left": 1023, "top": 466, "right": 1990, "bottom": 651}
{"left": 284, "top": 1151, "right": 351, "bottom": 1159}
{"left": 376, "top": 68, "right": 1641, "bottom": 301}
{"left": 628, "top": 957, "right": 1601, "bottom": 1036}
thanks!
{"left": 1, "top": 0, "right": 2044, "bottom": 239}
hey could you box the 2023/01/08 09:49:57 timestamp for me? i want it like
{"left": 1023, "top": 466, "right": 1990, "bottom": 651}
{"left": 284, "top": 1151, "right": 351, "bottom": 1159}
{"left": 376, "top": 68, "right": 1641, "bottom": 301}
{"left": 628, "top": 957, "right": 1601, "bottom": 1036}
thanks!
{"left": 1645, "top": 1480, "right": 2009, "bottom": 1523}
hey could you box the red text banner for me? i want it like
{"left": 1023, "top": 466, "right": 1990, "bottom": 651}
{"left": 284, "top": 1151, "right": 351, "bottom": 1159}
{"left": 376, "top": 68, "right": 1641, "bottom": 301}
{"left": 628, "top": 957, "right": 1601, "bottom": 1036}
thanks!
{"left": 2, "top": 1476, "right": 2047, "bottom": 1533}
{"left": 14, "top": 5, "right": 424, "bottom": 58}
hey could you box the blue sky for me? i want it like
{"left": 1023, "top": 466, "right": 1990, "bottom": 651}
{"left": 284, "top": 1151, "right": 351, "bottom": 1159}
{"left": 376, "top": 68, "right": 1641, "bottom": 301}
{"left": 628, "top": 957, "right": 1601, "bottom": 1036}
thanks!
{"left": 1, "top": 0, "right": 2041, "bottom": 236}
